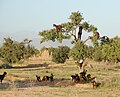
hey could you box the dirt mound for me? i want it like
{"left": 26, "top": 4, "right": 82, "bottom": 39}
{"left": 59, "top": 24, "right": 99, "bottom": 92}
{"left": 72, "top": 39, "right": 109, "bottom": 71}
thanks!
{"left": 26, "top": 50, "right": 52, "bottom": 65}
{"left": 6, "top": 75, "right": 28, "bottom": 81}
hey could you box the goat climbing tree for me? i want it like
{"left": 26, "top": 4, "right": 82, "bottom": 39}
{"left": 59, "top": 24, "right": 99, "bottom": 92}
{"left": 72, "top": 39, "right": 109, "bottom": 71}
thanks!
{"left": 39, "top": 11, "right": 99, "bottom": 47}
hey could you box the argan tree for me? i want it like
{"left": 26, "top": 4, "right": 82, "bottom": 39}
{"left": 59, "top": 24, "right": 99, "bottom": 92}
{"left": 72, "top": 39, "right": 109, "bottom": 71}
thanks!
{"left": 39, "top": 11, "right": 99, "bottom": 63}
{"left": 39, "top": 11, "right": 99, "bottom": 46}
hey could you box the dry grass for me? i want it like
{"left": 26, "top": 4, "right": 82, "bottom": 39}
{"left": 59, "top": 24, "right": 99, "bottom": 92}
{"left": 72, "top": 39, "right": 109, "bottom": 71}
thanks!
{"left": 0, "top": 58, "right": 120, "bottom": 97}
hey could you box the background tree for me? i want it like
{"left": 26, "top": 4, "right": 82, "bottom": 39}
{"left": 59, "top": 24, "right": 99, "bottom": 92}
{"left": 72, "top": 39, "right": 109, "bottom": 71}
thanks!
{"left": 100, "top": 36, "right": 120, "bottom": 63}
{"left": 0, "top": 38, "right": 39, "bottom": 64}
{"left": 51, "top": 46, "right": 70, "bottom": 63}
{"left": 40, "top": 46, "right": 70, "bottom": 63}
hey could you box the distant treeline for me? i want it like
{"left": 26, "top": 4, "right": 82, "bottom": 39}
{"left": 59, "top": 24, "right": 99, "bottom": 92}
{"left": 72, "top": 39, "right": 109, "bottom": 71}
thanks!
{"left": 0, "top": 36, "right": 120, "bottom": 66}
{"left": 40, "top": 36, "right": 120, "bottom": 63}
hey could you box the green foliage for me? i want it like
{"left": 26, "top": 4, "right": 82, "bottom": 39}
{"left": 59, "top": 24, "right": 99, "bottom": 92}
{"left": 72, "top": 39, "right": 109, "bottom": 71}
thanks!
{"left": 47, "top": 47, "right": 55, "bottom": 56}
{"left": 39, "top": 29, "right": 71, "bottom": 43}
{"left": 51, "top": 46, "right": 70, "bottom": 63}
{"left": 86, "top": 46, "right": 95, "bottom": 59}
{"left": 39, "top": 46, "right": 54, "bottom": 56}
{"left": 39, "top": 11, "right": 98, "bottom": 45}
{"left": 69, "top": 11, "right": 84, "bottom": 25}
{"left": 93, "top": 48, "right": 103, "bottom": 62}
{"left": 69, "top": 42, "right": 88, "bottom": 61}
{"left": 0, "top": 64, "right": 12, "bottom": 69}
{"left": 101, "top": 37, "right": 120, "bottom": 62}
{"left": 82, "top": 22, "right": 97, "bottom": 33}
{"left": 39, "top": 11, "right": 119, "bottom": 63}
{"left": 0, "top": 38, "right": 39, "bottom": 64}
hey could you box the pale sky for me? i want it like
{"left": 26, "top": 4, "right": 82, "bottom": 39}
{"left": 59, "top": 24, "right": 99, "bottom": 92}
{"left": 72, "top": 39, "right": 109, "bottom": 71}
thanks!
{"left": 0, "top": 0, "right": 120, "bottom": 47}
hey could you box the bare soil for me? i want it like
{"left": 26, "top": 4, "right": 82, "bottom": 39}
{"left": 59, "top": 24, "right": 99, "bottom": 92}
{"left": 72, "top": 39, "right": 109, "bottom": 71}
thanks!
{"left": 0, "top": 52, "right": 120, "bottom": 97}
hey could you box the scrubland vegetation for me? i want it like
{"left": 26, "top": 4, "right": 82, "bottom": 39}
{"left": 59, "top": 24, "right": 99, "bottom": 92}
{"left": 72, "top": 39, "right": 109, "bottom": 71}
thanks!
{"left": 0, "top": 11, "right": 120, "bottom": 97}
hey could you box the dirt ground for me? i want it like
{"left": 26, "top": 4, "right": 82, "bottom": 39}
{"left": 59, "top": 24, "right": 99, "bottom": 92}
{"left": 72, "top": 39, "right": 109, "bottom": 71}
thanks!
{"left": 0, "top": 52, "right": 120, "bottom": 97}
{"left": 0, "top": 84, "right": 120, "bottom": 97}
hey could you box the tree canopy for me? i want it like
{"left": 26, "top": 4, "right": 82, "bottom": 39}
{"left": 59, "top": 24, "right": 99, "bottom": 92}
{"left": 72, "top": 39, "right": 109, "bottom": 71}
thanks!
{"left": 39, "top": 11, "right": 99, "bottom": 46}
{"left": 39, "top": 11, "right": 120, "bottom": 63}
{"left": 0, "top": 38, "right": 39, "bottom": 64}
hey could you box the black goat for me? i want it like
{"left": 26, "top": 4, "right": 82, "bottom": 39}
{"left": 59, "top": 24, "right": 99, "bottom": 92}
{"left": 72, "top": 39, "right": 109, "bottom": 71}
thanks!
{"left": 80, "top": 70, "right": 87, "bottom": 81}
{"left": 0, "top": 72, "right": 7, "bottom": 84}
{"left": 71, "top": 74, "right": 80, "bottom": 83}
{"left": 49, "top": 73, "right": 54, "bottom": 82}
{"left": 36, "top": 75, "right": 41, "bottom": 82}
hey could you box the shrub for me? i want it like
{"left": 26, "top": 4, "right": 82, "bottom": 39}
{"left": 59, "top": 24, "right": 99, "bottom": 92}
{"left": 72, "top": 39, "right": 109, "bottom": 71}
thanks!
{"left": 0, "top": 64, "right": 12, "bottom": 69}
{"left": 52, "top": 46, "right": 70, "bottom": 63}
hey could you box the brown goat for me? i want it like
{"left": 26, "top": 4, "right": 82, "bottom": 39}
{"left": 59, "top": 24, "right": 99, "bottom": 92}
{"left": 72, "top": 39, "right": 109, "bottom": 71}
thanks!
{"left": 42, "top": 73, "right": 54, "bottom": 81}
{"left": 92, "top": 80, "right": 101, "bottom": 88}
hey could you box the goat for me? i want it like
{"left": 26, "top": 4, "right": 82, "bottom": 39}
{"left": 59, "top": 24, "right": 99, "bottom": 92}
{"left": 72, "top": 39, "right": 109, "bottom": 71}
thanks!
{"left": 36, "top": 75, "right": 41, "bottom": 82}
{"left": 71, "top": 74, "right": 77, "bottom": 82}
{"left": 49, "top": 73, "right": 54, "bottom": 82}
{"left": 71, "top": 73, "right": 80, "bottom": 83}
{"left": 0, "top": 72, "right": 7, "bottom": 84}
{"left": 92, "top": 80, "right": 101, "bottom": 88}
{"left": 42, "top": 73, "right": 54, "bottom": 81}
{"left": 86, "top": 74, "right": 96, "bottom": 82}
{"left": 79, "top": 70, "right": 87, "bottom": 81}
{"left": 42, "top": 75, "right": 49, "bottom": 81}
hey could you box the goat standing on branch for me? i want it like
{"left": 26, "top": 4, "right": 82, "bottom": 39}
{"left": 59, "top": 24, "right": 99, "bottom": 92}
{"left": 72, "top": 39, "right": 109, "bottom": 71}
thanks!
{"left": 53, "top": 24, "right": 64, "bottom": 32}
{"left": 78, "top": 25, "right": 83, "bottom": 40}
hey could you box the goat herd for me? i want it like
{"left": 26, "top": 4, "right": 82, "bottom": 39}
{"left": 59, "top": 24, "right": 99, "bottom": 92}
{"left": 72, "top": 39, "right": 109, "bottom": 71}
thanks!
{"left": 36, "top": 73, "right": 54, "bottom": 82}
{"left": 0, "top": 69, "right": 101, "bottom": 88}
{"left": 35, "top": 69, "right": 101, "bottom": 88}
{"left": 71, "top": 69, "right": 101, "bottom": 88}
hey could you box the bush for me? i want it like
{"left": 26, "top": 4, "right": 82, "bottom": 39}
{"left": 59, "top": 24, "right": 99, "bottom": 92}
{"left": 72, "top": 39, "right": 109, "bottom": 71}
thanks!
{"left": 52, "top": 46, "right": 70, "bottom": 63}
{"left": 0, "top": 64, "right": 12, "bottom": 69}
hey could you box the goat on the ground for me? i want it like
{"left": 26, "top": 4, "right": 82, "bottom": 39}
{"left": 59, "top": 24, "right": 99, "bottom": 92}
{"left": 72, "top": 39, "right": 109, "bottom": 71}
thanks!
{"left": 71, "top": 73, "right": 80, "bottom": 83}
{"left": 36, "top": 75, "right": 41, "bottom": 82}
{"left": 42, "top": 75, "right": 49, "bottom": 81}
{"left": 49, "top": 73, "right": 54, "bottom": 81}
{"left": 0, "top": 72, "right": 7, "bottom": 84}
{"left": 92, "top": 80, "right": 101, "bottom": 88}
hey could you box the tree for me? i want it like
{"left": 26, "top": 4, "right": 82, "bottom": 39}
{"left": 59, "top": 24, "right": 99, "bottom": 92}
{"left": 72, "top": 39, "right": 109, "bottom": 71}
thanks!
{"left": 100, "top": 36, "right": 120, "bottom": 63}
{"left": 0, "top": 38, "right": 39, "bottom": 64}
{"left": 39, "top": 11, "right": 99, "bottom": 46}
{"left": 69, "top": 42, "right": 88, "bottom": 61}
{"left": 38, "top": 11, "right": 100, "bottom": 65}
{"left": 51, "top": 46, "right": 70, "bottom": 63}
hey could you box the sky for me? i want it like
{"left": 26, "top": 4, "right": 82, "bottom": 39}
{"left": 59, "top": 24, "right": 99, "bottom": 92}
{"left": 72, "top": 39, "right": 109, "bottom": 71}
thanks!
{"left": 0, "top": 0, "right": 120, "bottom": 48}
